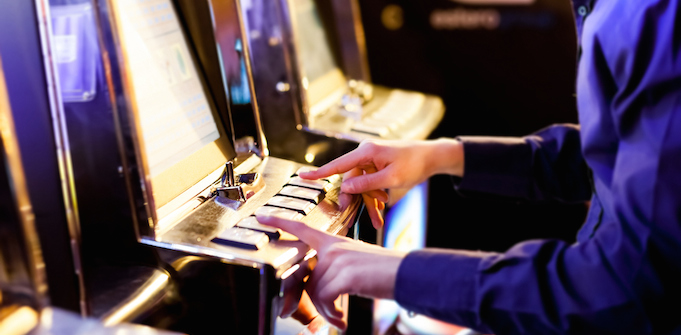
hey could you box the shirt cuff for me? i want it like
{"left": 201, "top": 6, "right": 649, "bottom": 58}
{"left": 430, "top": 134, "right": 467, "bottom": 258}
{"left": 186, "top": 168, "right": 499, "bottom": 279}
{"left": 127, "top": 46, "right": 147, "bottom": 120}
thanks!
{"left": 455, "top": 136, "right": 533, "bottom": 198}
{"left": 394, "top": 248, "right": 492, "bottom": 329}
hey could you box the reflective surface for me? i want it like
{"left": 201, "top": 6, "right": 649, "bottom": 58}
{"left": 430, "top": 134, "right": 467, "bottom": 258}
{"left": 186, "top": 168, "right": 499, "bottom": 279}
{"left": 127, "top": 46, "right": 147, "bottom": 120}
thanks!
{"left": 0, "top": 55, "right": 48, "bottom": 334}
{"left": 33, "top": 307, "right": 184, "bottom": 335}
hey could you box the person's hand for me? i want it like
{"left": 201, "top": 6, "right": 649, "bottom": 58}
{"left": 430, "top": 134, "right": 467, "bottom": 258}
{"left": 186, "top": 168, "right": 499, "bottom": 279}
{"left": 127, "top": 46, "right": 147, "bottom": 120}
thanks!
{"left": 257, "top": 214, "right": 407, "bottom": 331}
{"left": 341, "top": 165, "right": 387, "bottom": 229}
{"left": 300, "top": 139, "right": 464, "bottom": 228}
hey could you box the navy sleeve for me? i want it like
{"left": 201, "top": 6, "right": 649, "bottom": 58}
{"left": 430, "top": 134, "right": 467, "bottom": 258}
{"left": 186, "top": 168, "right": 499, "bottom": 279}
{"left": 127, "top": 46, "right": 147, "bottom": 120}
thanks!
{"left": 395, "top": 1, "right": 681, "bottom": 334}
{"left": 455, "top": 124, "right": 591, "bottom": 203}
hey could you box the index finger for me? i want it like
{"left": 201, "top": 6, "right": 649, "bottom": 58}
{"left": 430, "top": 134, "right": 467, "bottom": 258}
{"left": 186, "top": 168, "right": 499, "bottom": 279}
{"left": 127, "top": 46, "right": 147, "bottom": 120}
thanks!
{"left": 299, "top": 147, "right": 373, "bottom": 180}
{"left": 256, "top": 215, "right": 339, "bottom": 250}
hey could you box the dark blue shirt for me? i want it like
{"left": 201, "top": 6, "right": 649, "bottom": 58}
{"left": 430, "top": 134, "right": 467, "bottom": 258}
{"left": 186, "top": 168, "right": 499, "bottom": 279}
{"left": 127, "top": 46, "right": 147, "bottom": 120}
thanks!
{"left": 394, "top": 0, "right": 681, "bottom": 334}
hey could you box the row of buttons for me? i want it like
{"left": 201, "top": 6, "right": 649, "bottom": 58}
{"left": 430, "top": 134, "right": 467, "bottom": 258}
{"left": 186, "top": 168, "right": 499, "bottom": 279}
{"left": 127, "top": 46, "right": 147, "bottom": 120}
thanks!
{"left": 351, "top": 90, "right": 426, "bottom": 137}
{"left": 211, "top": 168, "right": 334, "bottom": 250}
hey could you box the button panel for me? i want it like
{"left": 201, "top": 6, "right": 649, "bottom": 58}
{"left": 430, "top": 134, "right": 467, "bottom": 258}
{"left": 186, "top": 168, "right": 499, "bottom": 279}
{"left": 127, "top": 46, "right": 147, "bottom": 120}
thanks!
{"left": 212, "top": 227, "right": 269, "bottom": 250}
{"left": 218, "top": 172, "right": 340, "bottom": 249}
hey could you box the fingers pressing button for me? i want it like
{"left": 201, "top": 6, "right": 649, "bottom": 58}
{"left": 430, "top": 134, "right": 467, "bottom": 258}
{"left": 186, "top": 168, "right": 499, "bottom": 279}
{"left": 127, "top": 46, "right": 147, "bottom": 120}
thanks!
{"left": 236, "top": 216, "right": 281, "bottom": 239}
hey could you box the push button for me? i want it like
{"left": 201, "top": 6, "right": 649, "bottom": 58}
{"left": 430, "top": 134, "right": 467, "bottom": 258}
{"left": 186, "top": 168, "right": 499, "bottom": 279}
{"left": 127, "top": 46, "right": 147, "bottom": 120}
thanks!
{"left": 267, "top": 196, "right": 316, "bottom": 215}
{"left": 286, "top": 176, "right": 331, "bottom": 192}
{"left": 278, "top": 186, "right": 324, "bottom": 204}
{"left": 236, "top": 216, "right": 281, "bottom": 239}
{"left": 212, "top": 227, "right": 269, "bottom": 250}
{"left": 254, "top": 206, "right": 304, "bottom": 221}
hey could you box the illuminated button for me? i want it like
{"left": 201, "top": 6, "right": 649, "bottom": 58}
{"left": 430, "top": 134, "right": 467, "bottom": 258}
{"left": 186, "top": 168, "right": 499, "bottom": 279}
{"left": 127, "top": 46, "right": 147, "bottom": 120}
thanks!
{"left": 286, "top": 177, "right": 331, "bottom": 192}
{"left": 278, "top": 186, "right": 324, "bottom": 204}
{"left": 254, "top": 206, "right": 304, "bottom": 221}
{"left": 212, "top": 227, "right": 269, "bottom": 250}
{"left": 267, "top": 196, "right": 316, "bottom": 215}
{"left": 236, "top": 216, "right": 281, "bottom": 239}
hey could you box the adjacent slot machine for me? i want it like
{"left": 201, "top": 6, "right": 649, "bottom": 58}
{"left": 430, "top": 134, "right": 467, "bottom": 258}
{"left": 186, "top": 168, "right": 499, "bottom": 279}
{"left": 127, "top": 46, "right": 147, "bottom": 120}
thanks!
{"left": 240, "top": 0, "right": 445, "bottom": 165}
{"left": 0, "top": 48, "right": 185, "bottom": 335}
{"left": 40, "top": 0, "right": 362, "bottom": 333}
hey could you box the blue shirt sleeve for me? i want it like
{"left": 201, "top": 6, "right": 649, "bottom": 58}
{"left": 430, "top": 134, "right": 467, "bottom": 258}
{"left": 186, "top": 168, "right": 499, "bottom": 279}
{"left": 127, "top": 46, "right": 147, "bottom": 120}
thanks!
{"left": 395, "top": 1, "right": 681, "bottom": 333}
{"left": 455, "top": 124, "right": 591, "bottom": 203}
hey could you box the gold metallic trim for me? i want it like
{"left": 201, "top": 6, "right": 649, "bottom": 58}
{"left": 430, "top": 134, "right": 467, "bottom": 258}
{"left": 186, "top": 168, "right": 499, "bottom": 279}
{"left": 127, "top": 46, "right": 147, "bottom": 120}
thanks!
{"left": 331, "top": 0, "right": 371, "bottom": 83}
{"left": 232, "top": 0, "right": 269, "bottom": 156}
{"left": 100, "top": 271, "right": 171, "bottom": 326}
{"left": 0, "top": 55, "right": 49, "bottom": 310}
{"left": 282, "top": 0, "right": 313, "bottom": 122}
{"left": 206, "top": 0, "right": 269, "bottom": 156}
{"left": 33, "top": 0, "right": 88, "bottom": 315}
{"left": 104, "top": 0, "right": 159, "bottom": 229}
{"left": 90, "top": 0, "right": 150, "bottom": 240}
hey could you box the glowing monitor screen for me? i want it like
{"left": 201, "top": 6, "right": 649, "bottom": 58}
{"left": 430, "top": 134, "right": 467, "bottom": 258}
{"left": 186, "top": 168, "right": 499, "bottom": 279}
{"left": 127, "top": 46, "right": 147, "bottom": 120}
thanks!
{"left": 112, "top": 0, "right": 233, "bottom": 213}
{"left": 114, "top": 0, "right": 219, "bottom": 177}
{"left": 291, "top": 0, "right": 345, "bottom": 109}
{"left": 292, "top": 0, "right": 337, "bottom": 83}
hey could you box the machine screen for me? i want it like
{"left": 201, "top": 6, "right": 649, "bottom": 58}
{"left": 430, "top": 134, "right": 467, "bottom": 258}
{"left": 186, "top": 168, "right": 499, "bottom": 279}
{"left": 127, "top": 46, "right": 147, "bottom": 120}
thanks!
{"left": 291, "top": 0, "right": 345, "bottom": 109}
{"left": 112, "top": 0, "right": 234, "bottom": 212}
{"left": 292, "top": 0, "right": 337, "bottom": 83}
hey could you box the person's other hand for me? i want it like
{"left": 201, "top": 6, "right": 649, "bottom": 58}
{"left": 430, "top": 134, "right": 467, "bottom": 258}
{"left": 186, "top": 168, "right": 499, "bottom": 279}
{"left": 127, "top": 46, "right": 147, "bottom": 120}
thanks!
{"left": 299, "top": 139, "right": 463, "bottom": 228}
{"left": 257, "top": 214, "right": 406, "bottom": 331}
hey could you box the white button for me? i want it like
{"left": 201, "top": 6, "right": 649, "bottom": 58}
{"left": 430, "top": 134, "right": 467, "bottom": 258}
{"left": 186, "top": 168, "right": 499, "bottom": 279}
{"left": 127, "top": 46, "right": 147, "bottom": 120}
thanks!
{"left": 267, "top": 196, "right": 316, "bottom": 215}
{"left": 278, "top": 186, "right": 324, "bottom": 204}
{"left": 254, "top": 206, "right": 304, "bottom": 221}
{"left": 286, "top": 176, "right": 331, "bottom": 192}
{"left": 236, "top": 216, "right": 281, "bottom": 238}
{"left": 212, "top": 227, "right": 269, "bottom": 250}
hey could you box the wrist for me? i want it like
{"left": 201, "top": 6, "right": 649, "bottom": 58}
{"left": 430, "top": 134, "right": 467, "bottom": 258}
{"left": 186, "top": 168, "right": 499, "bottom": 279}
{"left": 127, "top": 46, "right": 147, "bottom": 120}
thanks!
{"left": 428, "top": 138, "right": 465, "bottom": 177}
{"left": 352, "top": 248, "right": 406, "bottom": 300}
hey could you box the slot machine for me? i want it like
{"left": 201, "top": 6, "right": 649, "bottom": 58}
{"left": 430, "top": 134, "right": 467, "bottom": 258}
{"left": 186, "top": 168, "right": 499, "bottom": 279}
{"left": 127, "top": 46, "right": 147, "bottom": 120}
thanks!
{"left": 239, "top": 0, "right": 446, "bottom": 165}
{"left": 1, "top": 58, "right": 182, "bottom": 333}
{"left": 38, "top": 0, "right": 362, "bottom": 333}
{"left": 0, "top": 0, "right": 86, "bottom": 315}
{"left": 236, "top": 1, "right": 444, "bottom": 331}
